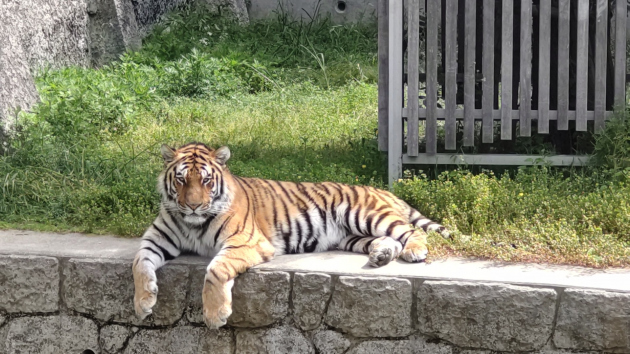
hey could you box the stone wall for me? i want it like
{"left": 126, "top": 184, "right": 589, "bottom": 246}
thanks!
{"left": 1, "top": 252, "right": 629, "bottom": 353}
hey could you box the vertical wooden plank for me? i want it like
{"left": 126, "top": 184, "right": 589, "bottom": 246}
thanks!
{"left": 463, "top": 0, "right": 476, "bottom": 146}
{"left": 388, "top": 0, "right": 403, "bottom": 188}
{"left": 426, "top": 0, "right": 439, "bottom": 154}
{"left": 501, "top": 0, "right": 513, "bottom": 140}
{"left": 445, "top": 0, "right": 458, "bottom": 150}
{"left": 557, "top": 0, "right": 570, "bottom": 131}
{"left": 519, "top": 0, "right": 533, "bottom": 137}
{"left": 482, "top": 0, "right": 495, "bottom": 143}
{"left": 576, "top": 0, "right": 589, "bottom": 131}
{"left": 615, "top": 0, "right": 627, "bottom": 109}
{"left": 377, "top": 0, "right": 389, "bottom": 151}
{"left": 594, "top": 0, "right": 608, "bottom": 133}
{"left": 407, "top": 0, "right": 420, "bottom": 156}
{"left": 538, "top": 0, "right": 551, "bottom": 134}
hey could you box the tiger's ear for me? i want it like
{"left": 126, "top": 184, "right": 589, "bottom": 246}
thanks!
{"left": 215, "top": 146, "right": 231, "bottom": 166}
{"left": 161, "top": 144, "right": 176, "bottom": 164}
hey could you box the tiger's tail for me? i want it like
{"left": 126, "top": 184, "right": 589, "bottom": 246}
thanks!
{"left": 408, "top": 208, "right": 451, "bottom": 239}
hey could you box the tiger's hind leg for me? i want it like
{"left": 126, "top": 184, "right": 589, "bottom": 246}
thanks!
{"left": 339, "top": 235, "right": 403, "bottom": 267}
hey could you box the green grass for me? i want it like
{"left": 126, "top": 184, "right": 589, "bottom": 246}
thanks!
{"left": 1, "top": 8, "right": 629, "bottom": 267}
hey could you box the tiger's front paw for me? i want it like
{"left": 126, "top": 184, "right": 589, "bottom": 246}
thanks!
{"left": 202, "top": 302, "right": 232, "bottom": 329}
{"left": 400, "top": 241, "right": 428, "bottom": 262}
{"left": 133, "top": 273, "right": 158, "bottom": 320}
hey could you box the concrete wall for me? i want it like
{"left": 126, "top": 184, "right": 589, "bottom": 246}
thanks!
{"left": 247, "top": 0, "right": 379, "bottom": 24}
{"left": 1, "top": 230, "right": 630, "bottom": 353}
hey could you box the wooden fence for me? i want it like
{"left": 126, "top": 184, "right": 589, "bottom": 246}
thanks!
{"left": 379, "top": 0, "right": 629, "bottom": 187}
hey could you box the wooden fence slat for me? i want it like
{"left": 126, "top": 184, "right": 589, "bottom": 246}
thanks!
{"left": 482, "top": 0, "right": 495, "bottom": 143}
{"left": 594, "top": 0, "right": 608, "bottom": 133}
{"left": 557, "top": 0, "right": 570, "bottom": 131}
{"left": 519, "top": 0, "right": 533, "bottom": 137}
{"left": 538, "top": 0, "right": 551, "bottom": 134}
{"left": 387, "top": 0, "right": 403, "bottom": 188}
{"left": 576, "top": 0, "right": 589, "bottom": 131}
{"left": 501, "top": 0, "right": 513, "bottom": 140}
{"left": 377, "top": 0, "right": 389, "bottom": 151}
{"left": 614, "top": 0, "right": 627, "bottom": 109}
{"left": 407, "top": 0, "right": 420, "bottom": 156}
{"left": 445, "top": 0, "right": 458, "bottom": 150}
{"left": 426, "top": 0, "right": 440, "bottom": 154}
{"left": 463, "top": 0, "right": 476, "bottom": 146}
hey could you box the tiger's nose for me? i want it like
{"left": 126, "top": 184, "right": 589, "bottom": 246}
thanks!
{"left": 187, "top": 202, "right": 202, "bottom": 211}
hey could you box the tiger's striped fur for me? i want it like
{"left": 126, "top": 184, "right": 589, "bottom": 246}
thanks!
{"left": 132, "top": 143, "right": 449, "bottom": 328}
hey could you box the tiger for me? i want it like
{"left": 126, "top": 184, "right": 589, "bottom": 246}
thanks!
{"left": 132, "top": 142, "right": 450, "bottom": 329}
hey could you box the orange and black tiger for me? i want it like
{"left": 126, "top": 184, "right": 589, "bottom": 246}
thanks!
{"left": 132, "top": 142, "right": 449, "bottom": 328}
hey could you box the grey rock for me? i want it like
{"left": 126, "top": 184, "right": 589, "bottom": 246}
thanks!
{"left": 235, "top": 326, "right": 314, "bottom": 354}
{"left": 87, "top": 0, "right": 141, "bottom": 66}
{"left": 132, "top": 0, "right": 189, "bottom": 35}
{"left": 554, "top": 288, "right": 630, "bottom": 351}
{"left": 4, "top": 316, "right": 98, "bottom": 354}
{"left": 64, "top": 258, "right": 189, "bottom": 325}
{"left": 0, "top": 314, "right": 5, "bottom": 327}
{"left": 347, "top": 340, "right": 412, "bottom": 354}
{"left": 0, "top": 19, "right": 38, "bottom": 130}
{"left": 325, "top": 276, "right": 412, "bottom": 337}
{"left": 228, "top": 271, "right": 291, "bottom": 327}
{"left": 417, "top": 281, "right": 557, "bottom": 352}
{"left": 1, "top": 0, "right": 90, "bottom": 69}
{"left": 0, "top": 255, "right": 58, "bottom": 313}
{"left": 196, "top": 0, "right": 250, "bottom": 24}
{"left": 0, "top": 323, "right": 7, "bottom": 354}
{"left": 125, "top": 326, "right": 233, "bottom": 354}
{"left": 347, "top": 337, "right": 453, "bottom": 354}
{"left": 292, "top": 272, "right": 331, "bottom": 330}
{"left": 100, "top": 324, "right": 133, "bottom": 354}
{"left": 312, "top": 330, "right": 350, "bottom": 354}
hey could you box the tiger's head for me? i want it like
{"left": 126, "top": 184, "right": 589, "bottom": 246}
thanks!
{"left": 159, "top": 142, "right": 231, "bottom": 225}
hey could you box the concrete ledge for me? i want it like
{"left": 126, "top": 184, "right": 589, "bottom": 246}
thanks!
{"left": 0, "top": 230, "right": 629, "bottom": 353}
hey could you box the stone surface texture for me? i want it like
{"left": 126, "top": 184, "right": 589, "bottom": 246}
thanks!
{"left": 0, "top": 255, "right": 59, "bottom": 313}
{"left": 554, "top": 288, "right": 630, "bottom": 351}
{"left": 0, "top": 230, "right": 630, "bottom": 353}
{"left": 325, "top": 276, "right": 412, "bottom": 337}
{"left": 125, "top": 326, "right": 233, "bottom": 354}
{"left": 235, "top": 326, "right": 314, "bottom": 354}
{"left": 312, "top": 330, "right": 351, "bottom": 354}
{"left": 100, "top": 324, "right": 133, "bottom": 354}
{"left": 63, "top": 258, "right": 189, "bottom": 325}
{"left": 3, "top": 316, "right": 98, "bottom": 354}
{"left": 227, "top": 271, "right": 290, "bottom": 327}
{"left": 417, "top": 281, "right": 557, "bottom": 352}
{"left": 292, "top": 272, "right": 331, "bottom": 330}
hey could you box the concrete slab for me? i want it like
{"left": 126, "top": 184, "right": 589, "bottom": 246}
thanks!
{"left": 1, "top": 229, "right": 629, "bottom": 292}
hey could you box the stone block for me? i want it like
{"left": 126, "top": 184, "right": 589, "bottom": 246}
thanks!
{"left": 63, "top": 258, "right": 189, "bottom": 325}
{"left": 124, "top": 326, "right": 233, "bottom": 354}
{"left": 347, "top": 340, "right": 412, "bottom": 354}
{"left": 312, "top": 330, "right": 350, "bottom": 354}
{"left": 228, "top": 271, "right": 291, "bottom": 327}
{"left": 292, "top": 272, "right": 331, "bottom": 330}
{"left": 0, "top": 255, "right": 58, "bottom": 313}
{"left": 4, "top": 316, "right": 98, "bottom": 354}
{"left": 554, "top": 288, "right": 630, "bottom": 351}
{"left": 325, "top": 276, "right": 412, "bottom": 337}
{"left": 188, "top": 268, "right": 290, "bottom": 327}
{"left": 235, "top": 326, "right": 314, "bottom": 354}
{"left": 417, "top": 281, "right": 557, "bottom": 352}
{"left": 100, "top": 324, "right": 133, "bottom": 354}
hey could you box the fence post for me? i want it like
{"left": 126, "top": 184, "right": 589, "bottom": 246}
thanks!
{"left": 388, "top": 0, "right": 403, "bottom": 189}
{"left": 378, "top": 0, "right": 389, "bottom": 152}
